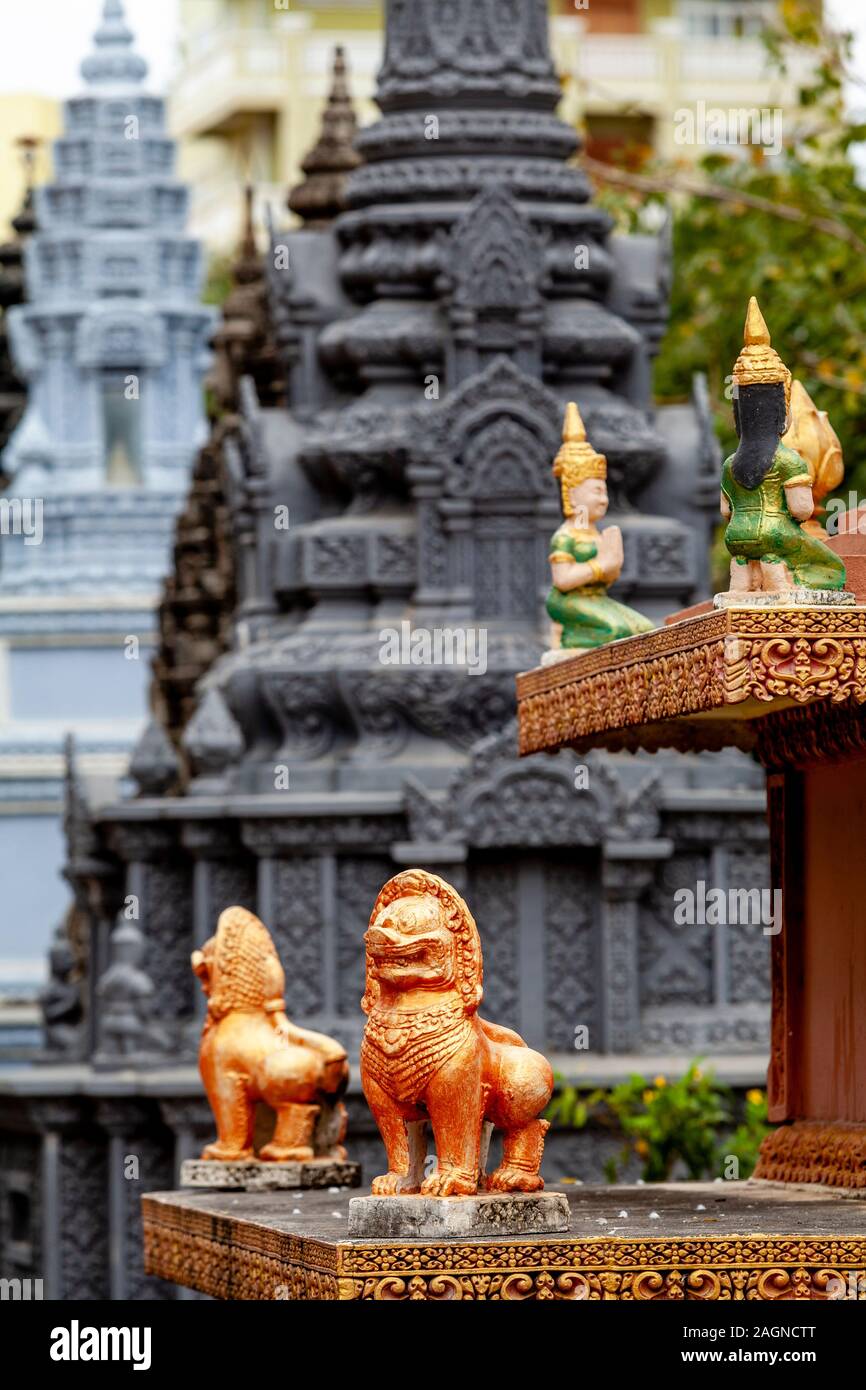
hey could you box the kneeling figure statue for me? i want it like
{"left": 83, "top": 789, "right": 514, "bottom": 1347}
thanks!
{"left": 361, "top": 869, "right": 554, "bottom": 1196}
{"left": 545, "top": 402, "right": 653, "bottom": 655}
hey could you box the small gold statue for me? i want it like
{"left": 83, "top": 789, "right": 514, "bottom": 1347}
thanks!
{"left": 781, "top": 379, "right": 844, "bottom": 539}
{"left": 361, "top": 870, "right": 554, "bottom": 1196}
{"left": 192, "top": 907, "right": 349, "bottom": 1162}
{"left": 545, "top": 403, "right": 653, "bottom": 656}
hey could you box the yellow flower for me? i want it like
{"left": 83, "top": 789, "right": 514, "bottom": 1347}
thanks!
{"left": 635, "top": 1140, "right": 649, "bottom": 1157}
{"left": 642, "top": 1089, "right": 657, "bottom": 1105}
{"left": 654, "top": 1075, "right": 667, "bottom": 1089}
{"left": 747, "top": 1089, "right": 764, "bottom": 1106}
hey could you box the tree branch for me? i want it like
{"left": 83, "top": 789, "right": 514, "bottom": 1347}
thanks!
{"left": 580, "top": 156, "right": 866, "bottom": 256}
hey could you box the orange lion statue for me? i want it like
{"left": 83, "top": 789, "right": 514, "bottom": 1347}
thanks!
{"left": 361, "top": 870, "right": 554, "bottom": 1196}
{"left": 192, "top": 906, "right": 349, "bottom": 1162}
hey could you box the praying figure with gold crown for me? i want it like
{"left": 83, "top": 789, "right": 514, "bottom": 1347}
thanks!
{"left": 722, "top": 297, "right": 847, "bottom": 598}
{"left": 544, "top": 403, "right": 653, "bottom": 657}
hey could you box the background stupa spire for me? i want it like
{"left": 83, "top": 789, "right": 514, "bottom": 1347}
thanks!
{"left": 287, "top": 45, "right": 361, "bottom": 227}
{"left": 81, "top": 0, "right": 147, "bottom": 87}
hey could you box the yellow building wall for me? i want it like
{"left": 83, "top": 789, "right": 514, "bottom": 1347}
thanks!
{"left": 0, "top": 96, "right": 60, "bottom": 239}
{"left": 170, "top": 0, "right": 814, "bottom": 250}
{"left": 171, "top": 0, "right": 383, "bottom": 248}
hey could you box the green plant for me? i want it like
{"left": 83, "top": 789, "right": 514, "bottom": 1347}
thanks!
{"left": 719, "top": 1087, "right": 771, "bottom": 1180}
{"left": 547, "top": 1062, "right": 770, "bottom": 1183}
{"left": 203, "top": 251, "right": 234, "bottom": 308}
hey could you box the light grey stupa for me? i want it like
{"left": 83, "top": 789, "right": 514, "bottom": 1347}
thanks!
{"left": 0, "top": 0, "right": 215, "bottom": 990}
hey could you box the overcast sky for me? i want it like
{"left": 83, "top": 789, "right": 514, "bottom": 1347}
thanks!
{"left": 0, "top": 0, "right": 182, "bottom": 96}
{"left": 0, "top": 0, "right": 862, "bottom": 105}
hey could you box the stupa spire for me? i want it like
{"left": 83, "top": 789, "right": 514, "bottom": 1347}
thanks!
{"left": 81, "top": 0, "right": 147, "bottom": 87}
{"left": 287, "top": 45, "right": 361, "bottom": 226}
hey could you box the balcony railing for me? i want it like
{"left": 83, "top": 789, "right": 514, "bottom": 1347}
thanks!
{"left": 171, "top": 29, "right": 293, "bottom": 136}
{"left": 566, "top": 29, "right": 811, "bottom": 101}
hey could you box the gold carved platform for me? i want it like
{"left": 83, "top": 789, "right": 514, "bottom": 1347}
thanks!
{"left": 142, "top": 1183, "right": 866, "bottom": 1301}
{"left": 517, "top": 606, "right": 866, "bottom": 758}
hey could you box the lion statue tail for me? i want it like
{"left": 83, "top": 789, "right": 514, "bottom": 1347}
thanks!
{"left": 478, "top": 1017, "right": 528, "bottom": 1048}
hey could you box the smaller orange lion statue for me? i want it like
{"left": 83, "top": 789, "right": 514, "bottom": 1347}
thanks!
{"left": 192, "top": 906, "right": 349, "bottom": 1162}
{"left": 361, "top": 870, "right": 554, "bottom": 1196}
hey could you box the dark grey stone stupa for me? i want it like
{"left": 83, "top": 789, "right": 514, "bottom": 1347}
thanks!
{"left": 0, "top": 0, "right": 770, "bottom": 1299}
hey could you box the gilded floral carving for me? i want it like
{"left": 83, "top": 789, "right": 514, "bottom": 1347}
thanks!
{"left": 142, "top": 1196, "right": 866, "bottom": 1301}
{"left": 517, "top": 607, "right": 866, "bottom": 755}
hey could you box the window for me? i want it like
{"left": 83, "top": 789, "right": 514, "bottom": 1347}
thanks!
{"left": 679, "top": 0, "right": 775, "bottom": 39}
{"left": 101, "top": 373, "right": 142, "bottom": 486}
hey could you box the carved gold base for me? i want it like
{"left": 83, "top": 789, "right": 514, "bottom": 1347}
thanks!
{"left": 516, "top": 605, "right": 866, "bottom": 758}
{"left": 142, "top": 1187, "right": 866, "bottom": 1301}
{"left": 755, "top": 1121, "right": 866, "bottom": 1190}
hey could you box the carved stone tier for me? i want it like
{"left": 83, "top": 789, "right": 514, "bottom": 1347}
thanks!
{"left": 517, "top": 606, "right": 866, "bottom": 758}
{"left": 143, "top": 1183, "right": 866, "bottom": 1301}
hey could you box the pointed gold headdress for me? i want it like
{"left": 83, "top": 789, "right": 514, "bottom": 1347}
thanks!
{"left": 732, "top": 296, "right": 792, "bottom": 408}
{"left": 553, "top": 403, "right": 607, "bottom": 516}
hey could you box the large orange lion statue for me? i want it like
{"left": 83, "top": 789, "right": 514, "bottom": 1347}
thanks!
{"left": 192, "top": 906, "right": 349, "bottom": 1162}
{"left": 361, "top": 870, "right": 554, "bottom": 1196}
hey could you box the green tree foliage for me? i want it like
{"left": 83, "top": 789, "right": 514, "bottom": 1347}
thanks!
{"left": 589, "top": 1, "right": 866, "bottom": 500}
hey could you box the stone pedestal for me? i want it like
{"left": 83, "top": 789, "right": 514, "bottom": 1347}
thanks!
{"left": 180, "top": 1158, "right": 361, "bottom": 1191}
{"left": 347, "top": 1191, "right": 569, "bottom": 1239}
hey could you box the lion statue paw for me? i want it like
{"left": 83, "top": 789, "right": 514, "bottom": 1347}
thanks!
{"left": 202, "top": 1142, "right": 254, "bottom": 1162}
{"left": 486, "top": 1166, "right": 544, "bottom": 1193}
{"left": 258, "top": 1142, "right": 314, "bottom": 1162}
{"left": 420, "top": 1168, "right": 478, "bottom": 1197}
{"left": 371, "top": 1171, "right": 411, "bottom": 1195}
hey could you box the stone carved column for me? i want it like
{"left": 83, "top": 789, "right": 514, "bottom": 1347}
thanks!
{"left": 67, "top": 862, "right": 123, "bottom": 1060}
{"left": 181, "top": 821, "right": 256, "bottom": 1023}
{"left": 95, "top": 1099, "right": 142, "bottom": 1302}
{"left": 158, "top": 1098, "right": 214, "bottom": 1179}
{"left": 600, "top": 839, "right": 672, "bottom": 1053}
{"left": 406, "top": 463, "right": 449, "bottom": 619}
{"left": 104, "top": 823, "right": 193, "bottom": 1029}
{"left": 241, "top": 822, "right": 328, "bottom": 1019}
{"left": 24, "top": 1101, "right": 80, "bottom": 1299}
{"left": 0, "top": 1119, "right": 42, "bottom": 1289}
{"left": 96, "top": 1099, "right": 173, "bottom": 1301}
{"left": 28, "top": 1099, "right": 108, "bottom": 1300}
